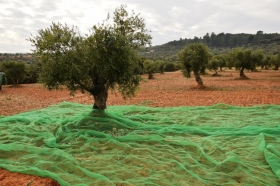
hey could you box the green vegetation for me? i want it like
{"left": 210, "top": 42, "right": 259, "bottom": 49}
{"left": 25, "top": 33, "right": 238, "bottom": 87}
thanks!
{"left": 139, "top": 31, "right": 280, "bottom": 62}
{"left": 269, "top": 54, "right": 280, "bottom": 70}
{"left": 178, "top": 43, "right": 211, "bottom": 86}
{"left": 28, "top": 5, "right": 152, "bottom": 110}
{"left": 0, "top": 31, "right": 279, "bottom": 86}
{"left": 208, "top": 54, "right": 227, "bottom": 75}
{"left": 0, "top": 61, "right": 26, "bottom": 85}
{"left": 143, "top": 59, "right": 157, "bottom": 79}
{"left": 228, "top": 48, "right": 264, "bottom": 79}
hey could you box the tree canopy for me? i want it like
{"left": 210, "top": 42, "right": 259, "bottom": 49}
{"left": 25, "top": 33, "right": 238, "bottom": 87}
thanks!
{"left": 0, "top": 61, "right": 26, "bottom": 85}
{"left": 29, "top": 5, "right": 152, "bottom": 109}
{"left": 178, "top": 43, "right": 210, "bottom": 86}
{"left": 228, "top": 48, "right": 263, "bottom": 79}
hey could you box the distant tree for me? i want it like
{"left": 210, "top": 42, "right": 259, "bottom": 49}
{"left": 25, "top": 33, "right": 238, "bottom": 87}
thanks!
{"left": 216, "top": 54, "right": 228, "bottom": 71}
{"left": 256, "top": 31, "right": 263, "bottom": 35}
{"left": 210, "top": 32, "right": 217, "bottom": 46}
{"left": 208, "top": 56, "right": 219, "bottom": 76}
{"left": 193, "top": 36, "right": 199, "bottom": 43}
{"left": 143, "top": 59, "right": 157, "bottom": 79}
{"left": 248, "top": 35, "right": 254, "bottom": 43}
{"left": 260, "top": 55, "right": 270, "bottom": 69}
{"left": 203, "top": 33, "right": 210, "bottom": 45}
{"left": 29, "top": 5, "right": 152, "bottom": 110}
{"left": 164, "top": 62, "right": 176, "bottom": 72}
{"left": 0, "top": 61, "right": 26, "bottom": 85}
{"left": 23, "top": 62, "right": 39, "bottom": 84}
{"left": 252, "top": 49, "right": 264, "bottom": 71}
{"left": 269, "top": 54, "right": 280, "bottom": 70}
{"left": 178, "top": 43, "right": 210, "bottom": 87}
{"left": 228, "top": 48, "right": 256, "bottom": 79}
{"left": 155, "top": 60, "right": 165, "bottom": 73}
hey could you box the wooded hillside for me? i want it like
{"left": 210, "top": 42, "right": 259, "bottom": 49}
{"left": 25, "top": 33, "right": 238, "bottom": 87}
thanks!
{"left": 139, "top": 31, "right": 280, "bottom": 61}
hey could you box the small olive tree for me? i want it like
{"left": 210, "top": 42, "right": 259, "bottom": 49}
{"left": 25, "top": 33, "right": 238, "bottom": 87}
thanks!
{"left": 29, "top": 5, "right": 152, "bottom": 110}
{"left": 155, "top": 60, "right": 165, "bottom": 74}
{"left": 269, "top": 54, "right": 280, "bottom": 70}
{"left": 208, "top": 54, "right": 227, "bottom": 76}
{"left": 143, "top": 59, "right": 157, "bottom": 79}
{"left": 0, "top": 61, "right": 26, "bottom": 85}
{"left": 178, "top": 43, "right": 210, "bottom": 86}
{"left": 207, "top": 56, "right": 219, "bottom": 76}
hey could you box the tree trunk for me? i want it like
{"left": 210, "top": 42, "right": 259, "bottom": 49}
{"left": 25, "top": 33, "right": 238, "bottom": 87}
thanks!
{"left": 240, "top": 67, "right": 245, "bottom": 77}
{"left": 148, "top": 73, "right": 153, "bottom": 79}
{"left": 239, "top": 67, "right": 249, "bottom": 79}
{"left": 212, "top": 71, "right": 219, "bottom": 76}
{"left": 194, "top": 71, "right": 203, "bottom": 86}
{"left": 91, "top": 83, "right": 108, "bottom": 110}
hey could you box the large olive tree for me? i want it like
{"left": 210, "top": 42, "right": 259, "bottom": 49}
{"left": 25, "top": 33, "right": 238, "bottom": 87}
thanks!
{"left": 29, "top": 5, "right": 152, "bottom": 110}
{"left": 178, "top": 43, "right": 210, "bottom": 86}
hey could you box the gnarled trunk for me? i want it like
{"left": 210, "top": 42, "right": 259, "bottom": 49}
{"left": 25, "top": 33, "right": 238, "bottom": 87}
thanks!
{"left": 91, "top": 83, "right": 108, "bottom": 110}
{"left": 239, "top": 67, "right": 249, "bottom": 79}
{"left": 194, "top": 71, "right": 203, "bottom": 86}
{"left": 148, "top": 73, "right": 154, "bottom": 79}
{"left": 240, "top": 67, "right": 245, "bottom": 77}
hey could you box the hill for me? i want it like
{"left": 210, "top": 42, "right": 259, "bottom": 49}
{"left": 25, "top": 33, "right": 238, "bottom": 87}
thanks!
{"left": 139, "top": 31, "right": 280, "bottom": 61}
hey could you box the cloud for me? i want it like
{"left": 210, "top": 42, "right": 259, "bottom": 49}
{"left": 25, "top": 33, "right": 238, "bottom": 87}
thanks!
{"left": 0, "top": 0, "right": 279, "bottom": 52}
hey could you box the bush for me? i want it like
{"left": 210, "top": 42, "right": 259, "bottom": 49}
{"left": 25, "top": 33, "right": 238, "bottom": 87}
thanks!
{"left": 164, "top": 62, "right": 176, "bottom": 72}
{"left": 0, "top": 61, "right": 26, "bottom": 85}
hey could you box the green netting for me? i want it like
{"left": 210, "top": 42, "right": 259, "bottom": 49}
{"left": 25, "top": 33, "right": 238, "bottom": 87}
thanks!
{"left": 1, "top": 102, "right": 280, "bottom": 185}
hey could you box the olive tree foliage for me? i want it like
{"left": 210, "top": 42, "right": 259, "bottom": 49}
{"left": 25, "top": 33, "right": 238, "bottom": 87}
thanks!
{"left": 164, "top": 62, "right": 177, "bottom": 72}
{"left": 143, "top": 59, "right": 157, "bottom": 79}
{"left": 252, "top": 49, "right": 264, "bottom": 71}
{"left": 269, "top": 54, "right": 280, "bottom": 70}
{"left": 0, "top": 61, "right": 26, "bottom": 85}
{"left": 207, "top": 56, "right": 219, "bottom": 76}
{"left": 208, "top": 54, "right": 227, "bottom": 76}
{"left": 260, "top": 55, "right": 271, "bottom": 69}
{"left": 155, "top": 60, "right": 165, "bottom": 74}
{"left": 178, "top": 43, "right": 210, "bottom": 86}
{"left": 29, "top": 5, "right": 152, "bottom": 110}
{"left": 228, "top": 48, "right": 263, "bottom": 79}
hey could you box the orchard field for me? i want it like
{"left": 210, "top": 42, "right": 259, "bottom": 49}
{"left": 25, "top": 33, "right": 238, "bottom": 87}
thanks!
{"left": 0, "top": 69, "right": 280, "bottom": 185}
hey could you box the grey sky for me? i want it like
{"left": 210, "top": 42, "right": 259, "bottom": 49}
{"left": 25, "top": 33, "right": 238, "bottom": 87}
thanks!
{"left": 0, "top": 0, "right": 279, "bottom": 53}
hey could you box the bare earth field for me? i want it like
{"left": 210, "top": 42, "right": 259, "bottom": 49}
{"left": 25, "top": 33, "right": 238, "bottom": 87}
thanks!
{"left": 0, "top": 70, "right": 280, "bottom": 185}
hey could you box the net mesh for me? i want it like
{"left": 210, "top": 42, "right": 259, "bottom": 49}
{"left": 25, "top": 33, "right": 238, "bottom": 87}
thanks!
{"left": 1, "top": 102, "right": 280, "bottom": 185}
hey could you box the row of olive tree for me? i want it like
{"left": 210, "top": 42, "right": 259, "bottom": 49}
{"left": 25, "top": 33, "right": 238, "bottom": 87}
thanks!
{"left": 143, "top": 59, "right": 180, "bottom": 79}
{"left": 178, "top": 43, "right": 280, "bottom": 86}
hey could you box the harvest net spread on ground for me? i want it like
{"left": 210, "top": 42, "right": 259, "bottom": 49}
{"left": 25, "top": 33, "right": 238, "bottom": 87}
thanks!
{"left": 0, "top": 102, "right": 280, "bottom": 185}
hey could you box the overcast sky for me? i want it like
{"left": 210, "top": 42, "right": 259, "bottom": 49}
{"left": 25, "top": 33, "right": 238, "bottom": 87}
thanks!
{"left": 0, "top": 0, "right": 279, "bottom": 53}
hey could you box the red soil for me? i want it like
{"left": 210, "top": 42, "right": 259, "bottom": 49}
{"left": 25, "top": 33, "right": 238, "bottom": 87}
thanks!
{"left": 0, "top": 70, "right": 280, "bottom": 185}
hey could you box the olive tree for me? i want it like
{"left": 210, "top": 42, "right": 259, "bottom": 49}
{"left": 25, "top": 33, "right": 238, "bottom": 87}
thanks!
{"left": 228, "top": 48, "right": 259, "bottom": 79}
{"left": 207, "top": 56, "right": 220, "bottom": 76}
{"left": 155, "top": 60, "right": 165, "bottom": 74}
{"left": 208, "top": 54, "right": 227, "bottom": 76}
{"left": 178, "top": 43, "right": 210, "bottom": 86}
{"left": 29, "top": 5, "right": 152, "bottom": 110}
{"left": 0, "top": 61, "right": 26, "bottom": 85}
{"left": 143, "top": 59, "right": 157, "bottom": 79}
{"left": 269, "top": 54, "right": 280, "bottom": 70}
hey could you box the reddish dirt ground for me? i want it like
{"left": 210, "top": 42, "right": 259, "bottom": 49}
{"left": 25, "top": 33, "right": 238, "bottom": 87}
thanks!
{"left": 0, "top": 70, "right": 280, "bottom": 185}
